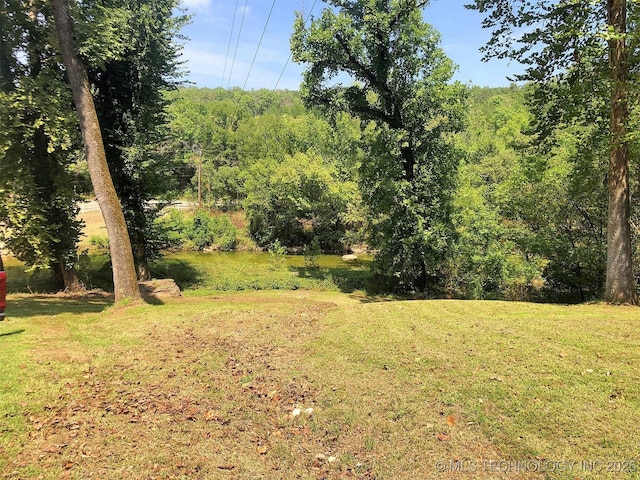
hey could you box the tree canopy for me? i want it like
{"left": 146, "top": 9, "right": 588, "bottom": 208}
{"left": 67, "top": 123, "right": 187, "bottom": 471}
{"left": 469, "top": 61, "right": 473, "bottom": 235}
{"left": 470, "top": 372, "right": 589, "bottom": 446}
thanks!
{"left": 468, "top": 0, "right": 639, "bottom": 303}
{"left": 291, "top": 0, "right": 466, "bottom": 292}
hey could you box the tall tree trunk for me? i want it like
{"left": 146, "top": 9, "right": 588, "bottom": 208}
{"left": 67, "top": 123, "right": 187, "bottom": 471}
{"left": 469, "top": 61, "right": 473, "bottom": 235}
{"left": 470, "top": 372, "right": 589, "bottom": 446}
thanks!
{"left": 400, "top": 146, "right": 415, "bottom": 182}
{"left": 50, "top": 0, "right": 142, "bottom": 303}
{"left": 605, "top": 0, "right": 637, "bottom": 304}
{"left": 61, "top": 265, "right": 84, "bottom": 292}
{"left": 135, "top": 245, "right": 151, "bottom": 281}
{"left": 51, "top": 261, "right": 85, "bottom": 292}
{"left": 401, "top": 145, "right": 429, "bottom": 292}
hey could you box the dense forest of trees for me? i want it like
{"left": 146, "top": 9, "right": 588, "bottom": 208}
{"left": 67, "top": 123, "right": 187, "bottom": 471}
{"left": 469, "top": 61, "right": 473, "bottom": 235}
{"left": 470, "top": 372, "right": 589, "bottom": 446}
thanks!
{"left": 2, "top": 0, "right": 640, "bottom": 303}
{"left": 468, "top": 0, "right": 640, "bottom": 303}
{"left": 164, "top": 83, "right": 634, "bottom": 302}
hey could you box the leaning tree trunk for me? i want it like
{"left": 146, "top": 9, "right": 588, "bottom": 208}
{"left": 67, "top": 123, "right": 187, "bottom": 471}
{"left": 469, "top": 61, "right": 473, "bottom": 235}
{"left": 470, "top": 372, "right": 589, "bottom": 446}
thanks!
{"left": 50, "top": 0, "right": 142, "bottom": 303}
{"left": 605, "top": 0, "right": 637, "bottom": 304}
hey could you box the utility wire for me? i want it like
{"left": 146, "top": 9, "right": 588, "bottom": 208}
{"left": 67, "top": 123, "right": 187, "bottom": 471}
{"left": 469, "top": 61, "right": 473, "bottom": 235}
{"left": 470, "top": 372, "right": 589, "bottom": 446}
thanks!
{"left": 227, "top": 0, "right": 248, "bottom": 88}
{"left": 242, "top": 0, "right": 277, "bottom": 90}
{"left": 273, "top": 0, "right": 317, "bottom": 91}
{"left": 220, "top": 0, "right": 241, "bottom": 87}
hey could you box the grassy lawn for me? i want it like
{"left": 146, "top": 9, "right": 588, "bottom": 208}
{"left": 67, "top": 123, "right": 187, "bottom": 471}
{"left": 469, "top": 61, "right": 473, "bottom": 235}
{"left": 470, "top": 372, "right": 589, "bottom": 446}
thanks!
{"left": 3, "top": 250, "right": 373, "bottom": 295}
{"left": 1, "top": 288, "right": 639, "bottom": 479}
{"left": 151, "top": 252, "right": 372, "bottom": 294}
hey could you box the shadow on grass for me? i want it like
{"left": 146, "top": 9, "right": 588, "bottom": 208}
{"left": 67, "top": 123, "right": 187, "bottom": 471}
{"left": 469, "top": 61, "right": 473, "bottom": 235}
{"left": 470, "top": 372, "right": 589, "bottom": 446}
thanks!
{"left": 296, "top": 264, "right": 445, "bottom": 303}
{"left": 143, "top": 296, "right": 165, "bottom": 306}
{"left": 81, "top": 257, "right": 205, "bottom": 294}
{"left": 149, "top": 258, "right": 205, "bottom": 291}
{"left": 347, "top": 293, "right": 400, "bottom": 303}
{"left": 0, "top": 328, "right": 26, "bottom": 338}
{"left": 6, "top": 295, "right": 113, "bottom": 318}
{"left": 293, "top": 265, "right": 373, "bottom": 293}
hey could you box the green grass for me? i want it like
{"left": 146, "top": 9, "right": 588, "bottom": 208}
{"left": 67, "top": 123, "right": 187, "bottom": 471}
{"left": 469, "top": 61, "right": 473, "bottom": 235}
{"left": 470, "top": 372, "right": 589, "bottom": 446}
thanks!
{"left": 4, "top": 251, "right": 373, "bottom": 295}
{"left": 1, "top": 289, "right": 639, "bottom": 479}
{"left": 3, "top": 254, "right": 114, "bottom": 294}
{"left": 150, "top": 251, "right": 373, "bottom": 294}
{"left": 3, "top": 256, "right": 58, "bottom": 293}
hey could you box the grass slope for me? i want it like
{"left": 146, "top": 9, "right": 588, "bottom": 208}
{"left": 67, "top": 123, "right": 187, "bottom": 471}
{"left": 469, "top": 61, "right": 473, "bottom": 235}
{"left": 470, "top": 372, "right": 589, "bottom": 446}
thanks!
{"left": 1, "top": 292, "right": 639, "bottom": 479}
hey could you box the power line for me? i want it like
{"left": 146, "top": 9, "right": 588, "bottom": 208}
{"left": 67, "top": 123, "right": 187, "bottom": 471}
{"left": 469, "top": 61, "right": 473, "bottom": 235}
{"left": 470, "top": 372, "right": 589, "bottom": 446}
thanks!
{"left": 273, "top": 0, "right": 318, "bottom": 91}
{"left": 227, "top": 0, "right": 248, "bottom": 88}
{"left": 242, "top": 0, "right": 277, "bottom": 90}
{"left": 220, "top": 0, "right": 241, "bottom": 87}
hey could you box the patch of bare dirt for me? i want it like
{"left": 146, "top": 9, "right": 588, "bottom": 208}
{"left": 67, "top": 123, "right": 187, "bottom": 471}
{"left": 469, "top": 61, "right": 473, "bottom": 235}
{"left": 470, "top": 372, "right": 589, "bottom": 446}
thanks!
{"left": 8, "top": 297, "right": 353, "bottom": 479}
{"left": 51, "top": 289, "right": 112, "bottom": 300}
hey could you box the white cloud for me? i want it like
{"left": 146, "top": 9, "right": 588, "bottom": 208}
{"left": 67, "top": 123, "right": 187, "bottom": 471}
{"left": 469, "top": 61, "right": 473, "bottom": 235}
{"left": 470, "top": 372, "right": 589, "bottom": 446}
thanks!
{"left": 181, "top": 45, "right": 225, "bottom": 75}
{"left": 180, "top": 44, "right": 251, "bottom": 87}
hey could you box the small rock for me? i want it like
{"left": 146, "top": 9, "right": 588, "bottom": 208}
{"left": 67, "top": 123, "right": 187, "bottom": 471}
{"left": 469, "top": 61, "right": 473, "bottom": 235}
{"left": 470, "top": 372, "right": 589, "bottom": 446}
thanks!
{"left": 341, "top": 254, "right": 358, "bottom": 262}
{"left": 138, "top": 278, "right": 181, "bottom": 300}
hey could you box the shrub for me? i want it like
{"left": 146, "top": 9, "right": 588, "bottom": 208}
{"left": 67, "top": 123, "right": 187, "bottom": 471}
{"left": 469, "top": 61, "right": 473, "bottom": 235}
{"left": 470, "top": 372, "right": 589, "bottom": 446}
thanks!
{"left": 153, "top": 209, "right": 188, "bottom": 251}
{"left": 185, "top": 210, "right": 238, "bottom": 251}
{"left": 303, "top": 239, "right": 321, "bottom": 269}
{"left": 244, "top": 152, "right": 360, "bottom": 252}
{"left": 154, "top": 209, "right": 239, "bottom": 252}
{"left": 268, "top": 240, "right": 287, "bottom": 270}
{"left": 89, "top": 235, "right": 109, "bottom": 253}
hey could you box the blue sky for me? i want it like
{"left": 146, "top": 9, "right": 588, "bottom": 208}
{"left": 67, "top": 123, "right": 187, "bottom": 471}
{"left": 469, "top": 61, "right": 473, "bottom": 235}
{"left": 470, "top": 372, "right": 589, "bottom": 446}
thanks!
{"left": 178, "top": 0, "right": 525, "bottom": 90}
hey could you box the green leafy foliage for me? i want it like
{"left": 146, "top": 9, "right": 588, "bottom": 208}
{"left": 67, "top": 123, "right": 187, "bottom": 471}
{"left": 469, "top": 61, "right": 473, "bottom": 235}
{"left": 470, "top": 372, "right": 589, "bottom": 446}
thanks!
{"left": 77, "top": 0, "right": 189, "bottom": 279}
{"left": 268, "top": 240, "right": 288, "bottom": 271}
{"left": 451, "top": 86, "right": 610, "bottom": 301}
{"left": 166, "top": 89, "right": 367, "bottom": 253}
{"left": 188, "top": 210, "right": 238, "bottom": 252}
{"left": 0, "top": 3, "right": 84, "bottom": 288}
{"left": 292, "top": 0, "right": 466, "bottom": 293}
{"left": 0, "top": 0, "right": 187, "bottom": 288}
{"left": 152, "top": 209, "right": 189, "bottom": 251}
{"left": 5, "top": 0, "right": 640, "bottom": 303}
{"left": 74, "top": 3, "right": 134, "bottom": 67}
{"left": 467, "top": 0, "right": 638, "bottom": 302}
{"left": 450, "top": 86, "right": 544, "bottom": 299}
{"left": 89, "top": 235, "right": 110, "bottom": 253}
{"left": 154, "top": 209, "right": 239, "bottom": 252}
{"left": 166, "top": 88, "right": 362, "bottom": 211}
{"left": 245, "top": 151, "right": 360, "bottom": 252}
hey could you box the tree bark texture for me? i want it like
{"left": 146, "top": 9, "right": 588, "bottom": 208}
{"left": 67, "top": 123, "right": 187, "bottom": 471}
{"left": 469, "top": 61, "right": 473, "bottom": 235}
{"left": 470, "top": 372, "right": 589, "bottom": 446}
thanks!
{"left": 50, "top": 0, "right": 142, "bottom": 303}
{"left": 605, "top": 0, "right": 637, "bottom": 304}
{"left": 51, "top": 262, "right": 85, "bottom": 292}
